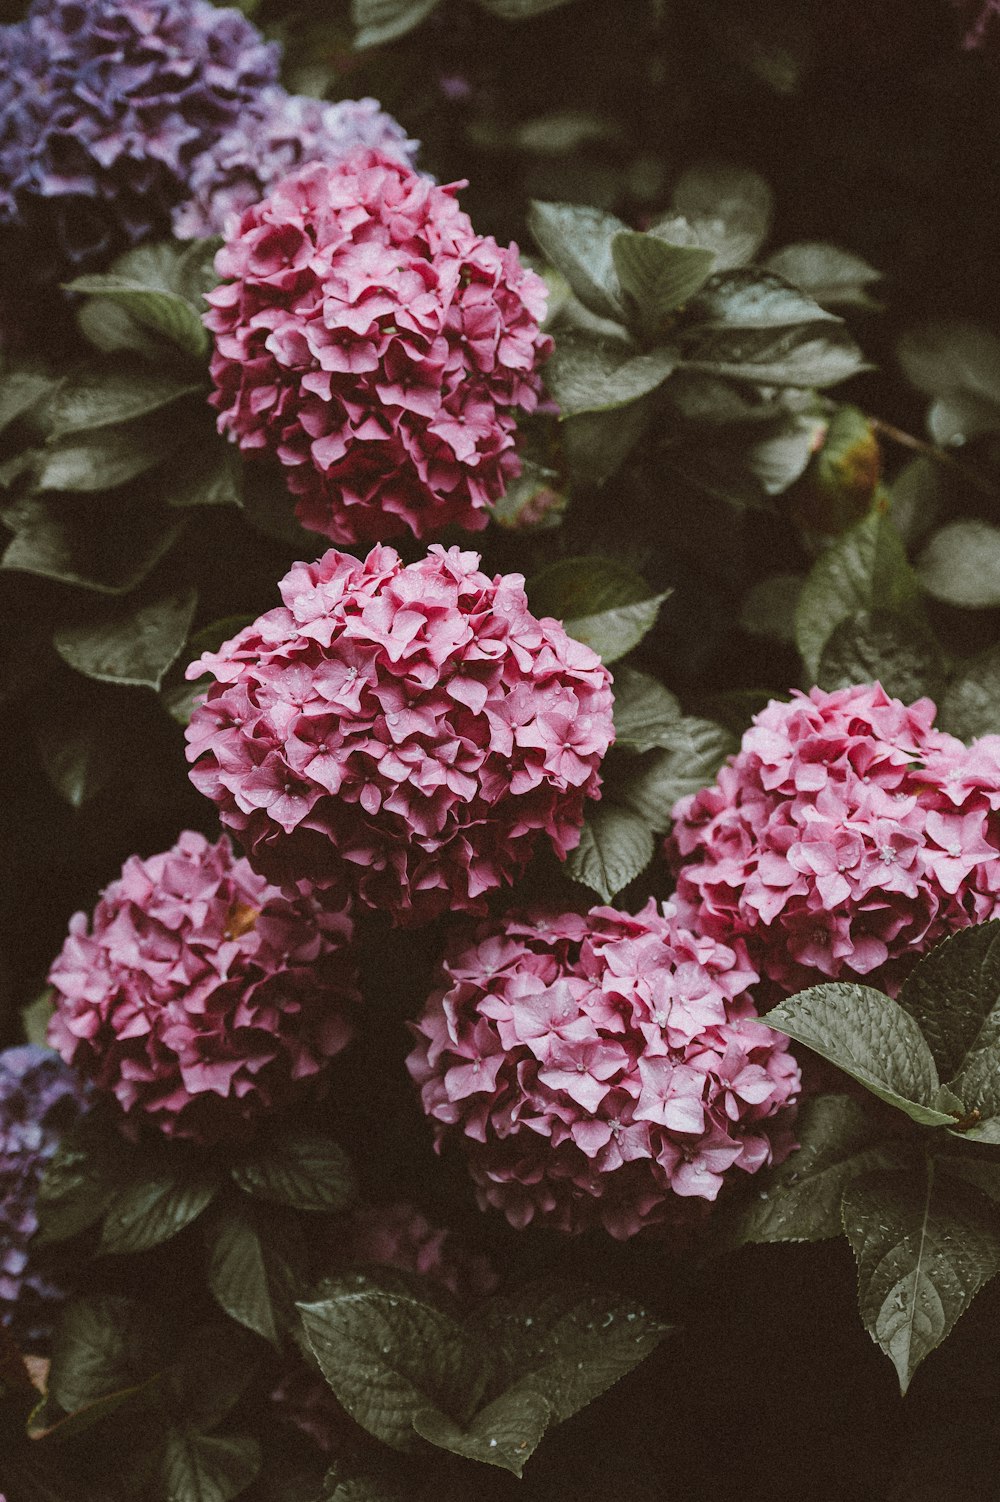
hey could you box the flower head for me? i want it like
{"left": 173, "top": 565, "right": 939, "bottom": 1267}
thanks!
{"left": 407, "top": 903, "right": 799, "bottom": 1238}
{"left": 1, "top": 1045, "right": 87, "bottom": 1346}
{"left": 173, "top": 89, "right": 419, "bottom": 240}
{"left": 204, "top": 150, "right": 552, "bottom": 544}
{"left": 185, "top": 545, "right": 614, "bottom": 926}
{"left": 47, "top": 831, "right": 358, "bottom": 1143}
{"left": 669, "top": 683, "right": 1000, "bottom": 1000}
{"left": 0, "top": 0, "right": 278, "bottom": 287}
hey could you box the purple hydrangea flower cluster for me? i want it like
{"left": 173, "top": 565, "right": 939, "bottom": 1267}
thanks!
{"left": 173, "top": 88, "right": 419, "bottom": 240}
{"left": 0, "top": 0, "right": 279, "bottom": 286}
{"left": 1, "top": 1045, "right": 87, "bottom": 1347}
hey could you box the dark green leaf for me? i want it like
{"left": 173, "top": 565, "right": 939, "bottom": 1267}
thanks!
{"left": 927, "top": 390, "right": 1000, "bottom": 447}
{"left": 48, "top": 1296, "right": 167, "bottom": 1413}
{"left": 47, "top": 369, "right": 201, "bottom": 437}
{"left": 413, "top": 1393, "right": 552, "bottom": 1477}
{"left": 65, "top": 277, "right": 209, "bottom": 361}
{"left": 35, "top": 1119, "right": 132, "bottom": 1242}
{"left": 729, "top": 1094, "right": 903, "bottom": 1245}
{"left": 817, "top": 609, "right": 946, "bottom": 703}
{"left": 764, "top": 242, "right": 882, "bottom": 311}
{"left": 559, "top": 394, "right": 658, "bottom": 487}
{"left": 766, "top": 984, "right": 953, "bottom": 1125}
{"left": 679, "top": 321, "right": 869, "bottom": 389}
{"left": 53, "top": 583, "right": 198, "bottom": 690}
{"left": 2, "top": 494, "right": 183, "bottom": 595}
{"left": 795, "top": 508, "right": 921, "bottom": 679}
{"left": 895, "top": 923, "right": 1000, "bottom": 1087}
{"left": 897, "top": 320, "right": 1000, "bottom": 405}
{"left": 842, "top": 1165, "right": 1000, "bottom": 1393}
{"left": 684, "top": 268, "right": 838, "bottom": 331}
{"left": 0, "top": 364, "right": 56, "bottom": 435}
{"left": 35, "top": 415, "right": 182, "bottom": 492}
{"left": 941, "top": 647, "right": 1000, "bottom": 740}
{"left": 917, "top": 520, "right": 1000, "bottom": 609}
{"left": 100, "top": 1173, "right": 217, "bottom": 1256}
{"left": 21, "top": 990, "right": 55, "bottom": 1047}
{"left": 351, "top": 0, "right": 440, "bottom": 46}
{"left": 231, "top": 1129, "right": 357, "bottom": 1215}
{"left": 298, "top": 1279, "right": 490, "bottom": 1451}
{"left": 669, "top": 162, "right": 773, "bottom": 271}
{"left": 169, "top": 445, "right": 243, "bottom": 509}
{"left": 158, "top": 1428, "right": 262, "bottom": 1502}
{"left": 545, "top": 333, "right": 677, "bottom": 418}
{"left": 480, "top": 0, "right": 575, "bottom": 15}
{"left": 739, "top": 573, "right": 804, "bottom": 643}
{"left": 611, "top": 230, "right": 715, "bottom": 334}
{"left": 565, "top": 803, "right": 655, "bottom": 901}
{"left": 527, "top": 201, "right": 626, "bottom": 321}
{"left": 205, "top": 1202, "right": 303, "bottom": 1350}
{"left": 615, "top": 718, "right": 736, "bottom": 831}
{"left": 610, "top": 665, "right": 682, "bottom": 750}
{"left": 527, "top": 554, "right": 667, "bottom": 662}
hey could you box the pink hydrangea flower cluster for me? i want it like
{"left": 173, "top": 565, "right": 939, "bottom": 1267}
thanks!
{"left": 46, "top": 831, "right": 358, "bottom": 1144}
{"left": 185, "top": 545, "right": 614, "bottom": 926}
{"left": 204, "top": 149, "right": 552, "bottom": 545}
{"left": 669, "top": 682, "right": 1000, "bottom": 1001}
{"left": 407, "top": 902, "right": 800, "bottom": 1239}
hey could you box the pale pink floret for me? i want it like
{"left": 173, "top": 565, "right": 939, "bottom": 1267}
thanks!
{"left": 204, "top": 149, "right": 552, "bottom": 545}
{"left": 184, "top": 545, "right": 615, "bottom": 927}
{"left": 46, "top": 831, "right": 358, "bottom": 1144}
{"left": 668, "top": 683, "right": 1000, "bottom": 1001}
{"left": 407, "top": 902, "right": 800, "bottom": 1239}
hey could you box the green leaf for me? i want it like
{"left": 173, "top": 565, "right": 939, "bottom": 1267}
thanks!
{"left": 65, "top": 277, "right": 210, "bottom": 361}
{"left": 21, "top": 989, "right": 55, "bottom": 1047}
{"left": 527, "top": 201, "right": 627, "bottom": 322}
{"left": 231, "top": 1129, "right": 357, "bottom": 1215}
{"left": 728, "top": 1095, "right": 902, "bottom": 1245}
{"left": 2, "top": 494, "right": 183, "bottom": 595}
{"left": 766, "top": 984, "right": 953, "bottom": 1125}
{"left": 169, "top": 445, "right": 243, "bottom": 509}
{"left": 298, "top": 1280, "right": 490, "bottom": 1452}
{"left": 842, "top": 1165, "right": 1000, "bottom": 1393}
{"left": 565, "top": 803, "right": 655, "bottom": 901}
{"left": 466, "top": 1284, "right": 669, "bottom": 1428}
{"left": 545, "top": 333, "right": 677, "bottom": 418}
{"left": 0, "top": 364, "right": 56, "bottom": 435}
{"left": 916, "top": 520, "right": 1000, "bottom": 609}
{"left": 611, "top": 230, "right": 715, "bottom": 334}
{"left": 795, "top": 508, "right": 921, "bottom": 679}
{"left": 610, "top": 665, "right": 682, "bottom": 751}
{"left": 480, "top": 0, "right": 575, "bottom": 15}
{"left": 100, "top": 1173, "right": 217, "bottom": 1256}
{"left": 679, "top": 321, "right": 869, "bottom": 389}
{"left": 897, "top": 320, "right": 1000, "bottom": 405}
{"left": 35, "top": 415, "right": 182, "bottom": 492}
{"left": 895, "top": 923, "right": 1000, "bottom": 1083}
{"left": 559, "top": 394, "right": 658, "bottom": 488}
{"left": 351, "top": 0, "right": 441, "bottom": 47}
{"left": 739, "top": 573, "right": 804, "bottom": 644}
{"left": 47, "top": 368, "right": 202, "bottom": 437}
{"left": 412, "top": 1393, "right": 552, "bottom": 1478}
{"left": 941, "top": 647, "right": 1000, "bottom": 739}
{"left": 158, "top": 1429, "right": 262, "bottom": 1502}
{"left": 764, "top": 242, "right": 882, "bottom": 311}
{"left": 48, "top": 1296, "right": 168, "bottom": 1413}
{"left": 614, "top": 717, "right": 736, "bottom": 831}
{"left": 684, "top": 268, "right": 839, "bottom": 331}
{"left": 53, "top": 583, "right": 198, "bottom": 691}
{"left": 927, "top": 390, "right": 1000, "bottom": 447}
{"left": 35, "top": 1119, "right": 132, "bottom": 1243}
{"left": 816, "top": 609, "right": 946, "bottom": 703}
{"left": 527, "top": 554, "right": 667, "bottom": 662}
{"left": 204, "top": 1203, "right": 303, "bottom": 1350}
{"left": 669, "top": 162, "right": 773, "bottom": 271}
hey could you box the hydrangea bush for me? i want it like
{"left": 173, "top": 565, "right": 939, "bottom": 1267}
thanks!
{"left": 3, "top": 0, "right": 1000, "bottom": 1498}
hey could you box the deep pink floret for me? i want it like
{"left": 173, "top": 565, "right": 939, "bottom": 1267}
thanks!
{"left": 46, "top": 831, "right": 358, "bottom": 1144}
{"left": 204, "top": 149, "right": 552, "bottom": 545}
{"left": 668, "top": 682, "right": 1000, "bottom": 1001}
{"left": 184, "top": 544, "right": 615, "bottom": 926}
{"left": 406, "top": 902, "right": 800, "bottom": 1239}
